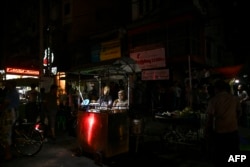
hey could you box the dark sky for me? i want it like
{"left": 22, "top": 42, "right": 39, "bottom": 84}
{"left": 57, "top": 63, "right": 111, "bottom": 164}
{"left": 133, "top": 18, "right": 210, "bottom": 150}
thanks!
{"left": 218, "top": 0, "right": 250, "bottom": 58}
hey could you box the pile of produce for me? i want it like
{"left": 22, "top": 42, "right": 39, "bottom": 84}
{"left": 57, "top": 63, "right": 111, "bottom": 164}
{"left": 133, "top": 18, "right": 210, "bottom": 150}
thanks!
{"left": 160, "top": 107, "right": 198, "bottom": 119}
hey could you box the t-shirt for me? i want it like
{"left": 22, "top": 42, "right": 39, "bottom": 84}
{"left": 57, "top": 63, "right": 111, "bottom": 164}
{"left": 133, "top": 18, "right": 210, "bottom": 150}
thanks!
{"left": 206, "top": 91, "right": 241, "bottom": 133}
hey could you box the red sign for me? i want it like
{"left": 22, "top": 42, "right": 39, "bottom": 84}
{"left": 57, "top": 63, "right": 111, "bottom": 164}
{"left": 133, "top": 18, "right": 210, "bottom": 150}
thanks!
{"left": 6, "top": 67, "right": 39, "bottom": 76}
{"left": 130, "top": 48, "right": 166, "bottom": 70}
{"left": 142, "top": 69, "right": 169, "bottom": 80}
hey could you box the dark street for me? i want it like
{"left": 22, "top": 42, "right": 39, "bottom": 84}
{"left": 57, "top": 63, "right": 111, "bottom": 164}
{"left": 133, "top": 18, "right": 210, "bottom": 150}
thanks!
{"left": 0, "top": 132, "right": 213, "bottom": 167}
{"left": 1, "top": 124, "right": 250, "bottom": 167}
{"left": 5, "top": 122, "right": 250, "bottom": 167}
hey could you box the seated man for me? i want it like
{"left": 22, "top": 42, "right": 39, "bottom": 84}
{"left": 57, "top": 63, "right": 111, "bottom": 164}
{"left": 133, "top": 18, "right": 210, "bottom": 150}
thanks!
{"left": 112, "top": 90, "right": 128, "bottom": 110}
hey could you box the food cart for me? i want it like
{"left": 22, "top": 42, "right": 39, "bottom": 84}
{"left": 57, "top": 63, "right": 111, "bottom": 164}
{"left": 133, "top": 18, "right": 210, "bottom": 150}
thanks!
{"left": 77, "top": 110, "right": 129, "bottom": 160}
{"left": 74, "top": 58, "right": 140, "bottom": 163}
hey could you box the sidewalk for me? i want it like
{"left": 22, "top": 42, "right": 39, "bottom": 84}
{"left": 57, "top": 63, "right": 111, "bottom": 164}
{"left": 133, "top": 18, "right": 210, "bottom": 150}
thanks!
{"left": 239, "top": 126, "right": 250, "bottom": 151}
{"left": 0, "top": 130, "right": 106, "bottom": 167}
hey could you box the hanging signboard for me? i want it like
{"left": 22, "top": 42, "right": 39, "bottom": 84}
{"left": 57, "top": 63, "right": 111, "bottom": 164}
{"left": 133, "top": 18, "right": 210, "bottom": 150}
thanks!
{"left": 130, "top": 48, "right": 166, "bottom": 70}
{"left": 142, "top": 69, "right": 169, "bottom": 80}
{"left": 43, "top": 47, "right": 54, "bottom": 67}
{"left": 100, "top": 40, "right": 121, "bottom": 61}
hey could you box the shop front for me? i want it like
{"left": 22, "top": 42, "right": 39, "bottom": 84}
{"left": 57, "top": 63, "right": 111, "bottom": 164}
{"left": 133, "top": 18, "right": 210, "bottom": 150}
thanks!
{"left": 2, "top": 67, "right": 40, "bottom": 100}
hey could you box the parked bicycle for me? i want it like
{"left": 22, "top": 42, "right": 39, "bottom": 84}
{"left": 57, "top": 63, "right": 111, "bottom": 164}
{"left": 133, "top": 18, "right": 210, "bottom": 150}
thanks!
{"left": 11, "top": 118, "right": 44, "bottom": 156}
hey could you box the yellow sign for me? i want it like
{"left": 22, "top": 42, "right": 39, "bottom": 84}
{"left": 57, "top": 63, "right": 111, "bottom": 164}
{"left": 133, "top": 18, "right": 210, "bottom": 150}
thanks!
{"left": 100, "top": 40, "right": 121, "bottom": 61}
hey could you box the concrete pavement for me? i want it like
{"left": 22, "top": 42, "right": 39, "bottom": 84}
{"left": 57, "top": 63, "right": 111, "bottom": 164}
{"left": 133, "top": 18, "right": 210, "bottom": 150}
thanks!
{"left": 0, "top": 131, "right": 108, "bottom": 167}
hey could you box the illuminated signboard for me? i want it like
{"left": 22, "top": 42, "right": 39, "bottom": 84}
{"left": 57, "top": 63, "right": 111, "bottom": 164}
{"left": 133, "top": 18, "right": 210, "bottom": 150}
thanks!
{"left": 6, "top": 67, "right": 39, "bottom": 76}
{"left": 43, "top": 47, "right": 54, "bottom": 66}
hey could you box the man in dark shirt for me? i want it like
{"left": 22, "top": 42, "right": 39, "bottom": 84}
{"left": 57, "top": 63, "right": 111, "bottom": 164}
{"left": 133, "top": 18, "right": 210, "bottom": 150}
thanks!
{"left": 205, "top": 79, "right": 241, "bottom": 166}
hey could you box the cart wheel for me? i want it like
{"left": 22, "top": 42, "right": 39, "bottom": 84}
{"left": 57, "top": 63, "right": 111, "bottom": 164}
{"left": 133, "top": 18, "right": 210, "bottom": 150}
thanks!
{"left": 94, "top": 151, "right": 103, "bottom": 166}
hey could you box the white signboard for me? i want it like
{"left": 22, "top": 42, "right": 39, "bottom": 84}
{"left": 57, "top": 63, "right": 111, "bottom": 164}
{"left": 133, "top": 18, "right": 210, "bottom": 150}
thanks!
{"left": 142, "top": 69, "right": 169, "bottom": 80}
{"left": 130, "top": 48, "right": 166, "bottom": 70}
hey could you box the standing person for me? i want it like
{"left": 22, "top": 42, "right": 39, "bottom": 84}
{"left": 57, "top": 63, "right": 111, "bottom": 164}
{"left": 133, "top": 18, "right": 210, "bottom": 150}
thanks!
{"left": 45, "top": 84, "right": 58, "bottom": 141}
{"left": 237, "top": 84, "right": 249, "bottom": 127}
{"left": 198, "top": 84, "right": 210, "bottom": 112}
{"left": 174, "top": 81, "right": 182, "bottom": 110}
{"left": 38, "top": 87, "right": 47, "bottom": 124}
{"left": 0, "top": 81, "right": 20, "bottom": 160}
{"left": 237, "top": 84, "right": 249, "bottom": 103}
{"left": 97, "top": 85, "right": 112, "bottom": 109}
{"left": 0, "top": 88, "right": 5, "bottom": 105}
{"left": 112, "top": 90, "right": 128, "bottom": 109}
{"left": 151, "top": 82, "right": 168, "bottom": 112}
{"left": 25, "top": 83, "right": 39, "bottom": 123}
{"left": 205, "top": 79, "right": 241, "bottom": 166}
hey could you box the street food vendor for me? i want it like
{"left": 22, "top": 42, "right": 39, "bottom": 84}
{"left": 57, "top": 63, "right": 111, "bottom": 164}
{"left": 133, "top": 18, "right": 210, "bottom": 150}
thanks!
{"left": 97, "top": 85, "right": 113, "bottom": 109}
{"left": 112, "top": 90, "right": 128, "bottom": 109}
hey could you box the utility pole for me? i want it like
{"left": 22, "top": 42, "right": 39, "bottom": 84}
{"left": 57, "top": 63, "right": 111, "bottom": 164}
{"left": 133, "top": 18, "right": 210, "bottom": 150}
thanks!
{"left": 39, "top": 0, "right": 44, "bottom": 80}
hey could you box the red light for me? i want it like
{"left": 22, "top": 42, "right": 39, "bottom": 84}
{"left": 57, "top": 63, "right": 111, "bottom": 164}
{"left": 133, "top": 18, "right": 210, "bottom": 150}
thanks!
{"left": 6, "top": 67, "right": 39, "bottom": 75}
{"left": 35, "top": 124, "right": 39, "bottom": 130}
{"left": 35, "top": 124, "right": 40, "bottom": 130}
{"left": 87, "top": 114, "right": 95, "bottom": 145}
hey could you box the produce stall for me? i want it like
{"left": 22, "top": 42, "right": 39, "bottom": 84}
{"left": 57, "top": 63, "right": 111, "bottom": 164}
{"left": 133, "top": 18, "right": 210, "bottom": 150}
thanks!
{"left": 154, "top": 107, "right": 206, "bottom": 146}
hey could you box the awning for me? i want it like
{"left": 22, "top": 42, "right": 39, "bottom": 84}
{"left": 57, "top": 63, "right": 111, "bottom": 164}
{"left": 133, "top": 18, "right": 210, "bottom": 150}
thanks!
{"left": 68, "top": 57, "right": 141, "bottom": 78}
{"left": 211, "top": 64, "right": 243, "bottom": 78}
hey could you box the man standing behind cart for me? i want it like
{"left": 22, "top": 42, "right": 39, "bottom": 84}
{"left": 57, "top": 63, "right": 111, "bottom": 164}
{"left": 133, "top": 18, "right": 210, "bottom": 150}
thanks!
{"left": 205, "top": 79, "right": 241, "bottom": 166}
{"left": 112, "top": 90, "right": 128, "bottom": 109}
{"left": 97, "top": 85, "right": 112, "bottom": 109}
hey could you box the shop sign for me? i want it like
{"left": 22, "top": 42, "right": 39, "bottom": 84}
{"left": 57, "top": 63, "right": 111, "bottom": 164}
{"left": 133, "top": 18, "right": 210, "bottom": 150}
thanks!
{"left": 6, "top": 67, "right": 39, "bottom": 76}
{"left": 100, "top": 40, "right": 121, "bottom": 61}
{"left": 130, "top": 48, "right": 166, "bottom": 70}
{"left": 142, "top": 69, "right": 169, "bottom": 80}
{"left": 43, "top": 47, "right": 54, "bottom": 66}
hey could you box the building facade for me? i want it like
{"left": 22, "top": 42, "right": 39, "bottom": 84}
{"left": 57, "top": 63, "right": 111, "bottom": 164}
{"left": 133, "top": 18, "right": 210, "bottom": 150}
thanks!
{"left": 2, "top": 0, "right": 243, "bottom": 112}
